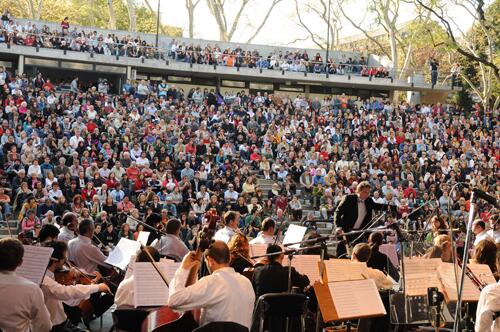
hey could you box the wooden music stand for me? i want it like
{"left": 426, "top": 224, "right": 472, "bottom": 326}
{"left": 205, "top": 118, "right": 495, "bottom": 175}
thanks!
{"left": 314, "top": 261, "right": 386, "bottom": 322}
{"left": 313, "top": 279, "right": 387, "bottom": 322}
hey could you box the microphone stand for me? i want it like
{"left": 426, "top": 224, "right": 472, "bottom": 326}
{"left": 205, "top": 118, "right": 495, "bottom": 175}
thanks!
{"left": 453, "top": 190, "right": 477, "bottom": 332}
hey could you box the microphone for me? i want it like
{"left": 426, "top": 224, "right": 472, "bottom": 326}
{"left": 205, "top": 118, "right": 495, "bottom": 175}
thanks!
{"left": 461, "top": 184, "right": 498, "bottom": 207}
{"left": 472, "top": 188, "right": 498, "bottom": 207}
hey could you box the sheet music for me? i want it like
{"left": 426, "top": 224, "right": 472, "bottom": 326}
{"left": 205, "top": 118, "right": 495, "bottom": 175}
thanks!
{"left": 437, "top": 262, "right": 480, "bottom": 302}
{"left": 249, "top": 243, "right": 267, "bottom": 259}
{"left": 468, "top": 263, "right": 497, "bottom": 285}
{"left": 379, "top": 244, "right": 399, "bottom": 268}
{"left": 402, "top": 257, "right": 442, "bottom": 296}
{"left": 16, "top": 245, "right": 53, "bottom": 285}
{"left": 133, "top": 261, "right": 178, "bottom": 307}
{"left": 282, "top": 255, "right": 321, "bottom": 284}
{"left": 323, "top": 259, "right": 368, "bottom": 282}
{"left": 403, "top": 257, "right": 441, "bottom": 277}
{"left": 137, "top": 231, "right": 150, "bottom": 246}
{"left": 105, "top": 238, "right": 141, "bottom": 270}
{"left": 282, "top": 224, "right": 307, "bottom": 249}
{"left": 329, "top": 279, "right": 386, "bottom": 320}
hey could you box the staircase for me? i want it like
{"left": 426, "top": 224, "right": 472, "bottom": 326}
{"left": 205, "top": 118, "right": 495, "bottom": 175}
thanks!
{"left": 0, "top": 220, "right": 19, "bottom": 238}
{"left": 255, "top": 177, "right": 333, "bottom": 237}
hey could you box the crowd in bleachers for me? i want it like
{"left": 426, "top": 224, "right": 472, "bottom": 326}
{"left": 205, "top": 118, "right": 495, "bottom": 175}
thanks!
{"left": 0, "top": 58, "right": 498, "bottom": 247}
{"left": 0, "top": 13, "right": 391, "bottom": 76}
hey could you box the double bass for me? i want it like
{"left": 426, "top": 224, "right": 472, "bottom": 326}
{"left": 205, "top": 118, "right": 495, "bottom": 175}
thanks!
{"left": 141, "top": 209, "right": 219, "bottom": 332}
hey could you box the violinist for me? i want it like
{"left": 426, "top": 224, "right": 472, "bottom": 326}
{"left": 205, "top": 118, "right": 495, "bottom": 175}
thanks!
{"left": 68, "top": 219, "right": 110, "bottom": 274}
{"left": 168, "top": 241, "right": 255, "bottom": 329}
{"left": 58, "top": 212, "right": 78, "bottom": 243}
{"left": 249, "top": 217, "right": 275, "bottom": 245}
{"left": 151, "top": 218, "right": 189, "bottom": 261}
{"left": 67, "top": 219, "right": 115, "bottom": 323}
{"left": 39, "top": 224, "right": 61, "bottom": 244}
{"left": 41, "top": 240, "right": 111, "bottom": 332}
{"left": 213, "top": 210, "right": 239, "bottom": 243}
{"left": 228, "top": 233, "right": 253, "bottom": 274}
{"left": 115, "top": 246, "right": 160, "bottom": 307}
{"left": 252, "top": 244, "right": 309, "bottom": 298}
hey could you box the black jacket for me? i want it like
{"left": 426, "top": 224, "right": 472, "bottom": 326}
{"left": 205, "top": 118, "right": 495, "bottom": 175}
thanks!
{"left": 252, "top": 261, "right": 309, "bottom": 298}
{"left": 333, "top": 194, "right": 396, "bottom": 232}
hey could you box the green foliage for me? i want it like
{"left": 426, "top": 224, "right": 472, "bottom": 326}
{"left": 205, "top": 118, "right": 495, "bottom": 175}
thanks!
{"left": 2, "top": 0, "right": 182, "bottom": 36}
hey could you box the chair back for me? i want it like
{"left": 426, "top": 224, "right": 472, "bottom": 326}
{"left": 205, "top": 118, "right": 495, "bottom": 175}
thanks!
{"left": 112, "top": 308, "right": 149, "bottom": 332}
{"left": 193, "top": 321, "right": 249, "bottom": 332}
{"left": 253, "top": 293, "right": 308, "bottom": 332}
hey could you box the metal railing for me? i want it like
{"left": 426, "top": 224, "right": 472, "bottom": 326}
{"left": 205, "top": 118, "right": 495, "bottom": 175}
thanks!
{"left": 0, "top": 28, "right": 456, "bottom": 88}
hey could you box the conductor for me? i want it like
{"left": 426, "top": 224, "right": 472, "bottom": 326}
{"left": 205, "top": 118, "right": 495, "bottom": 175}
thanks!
{"left": 333, "top": 181, "right": 396, "bottom": 258}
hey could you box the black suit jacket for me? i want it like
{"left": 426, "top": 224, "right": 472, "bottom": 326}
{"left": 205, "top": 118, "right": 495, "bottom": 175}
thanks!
{"left": 333, "top": 194, "right": 395, "bottom": 232}
{"left": 252, "top": 262, "right": 310, "bottom": 298}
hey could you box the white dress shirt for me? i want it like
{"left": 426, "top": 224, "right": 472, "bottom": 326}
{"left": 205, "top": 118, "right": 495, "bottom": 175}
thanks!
{"left": 68, "top": 235, "right": 109, "bottom": 273}
{"left": 58, "top": 226, "right": 76, "bottom": 243}
{"left": 365, "top": 267, "right": 394, "bottom": 289}
{"left": 41, "top": 269, "right": 100, "bottom": 325}
{"left": 354, "top": 199, "right": 367, "bottom": 230}
{"left": 168, "top": 267, "right": 255, "bottom": 328}
{"left": 475, "top": 281, "right": 500, "bottom": 332}
{"left": 474, "top": 230, "right": 494, "bottom": 247}
{"left": 115, "top": 276, "right": 135, "bottom": 308}
{"left": 0, "top": 271, "right": 52, "bottom": 332}
{"left": 214, "top": 226, "right": 237, "bottom": 244}
{"left": 151, "top": 234, "right": 189, "bottom": 261}
{"left": 249, "top": 233, "right": 274, "bottom": 245}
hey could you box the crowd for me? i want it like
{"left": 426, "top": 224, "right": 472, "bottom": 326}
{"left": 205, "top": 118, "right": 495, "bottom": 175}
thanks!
{"left": 0, "top": 13, "right": 390, "bottom": 76}
{"left": 0, "top": 55, "right": 497, "bottom": 250}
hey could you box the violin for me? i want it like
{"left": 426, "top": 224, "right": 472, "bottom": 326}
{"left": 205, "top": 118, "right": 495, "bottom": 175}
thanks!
{"left": 54, "top": 263, "right": 102, "bottom": 323}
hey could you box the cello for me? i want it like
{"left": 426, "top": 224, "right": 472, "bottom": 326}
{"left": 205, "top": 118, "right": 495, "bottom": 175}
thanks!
{"left": 141, "top": 210, "right": 219, "bottom": 332}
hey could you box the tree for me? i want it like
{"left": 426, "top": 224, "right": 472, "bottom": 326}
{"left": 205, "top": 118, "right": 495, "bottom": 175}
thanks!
{"left": 416, "top": 0, "right": 499, "bottom": 110}
{"left": 205, "top": 0, "right": 282, "bottom": 43}
{"left": 4, "top": 0, "right": 182, "bottom": 37}
{"left": 107, "top": 0, "right": 117, "bottom": 30}
{"left": 126, "top": 0, "right": 137, "bottom": 32}
{"left": 185, "top": 0, "right": 201, "bottom": 38}
{"left": 293, "top": 0, "right": 342, "bottom": 50}
{"left": 336, "top": 0, "right": 402, "bottom": 78}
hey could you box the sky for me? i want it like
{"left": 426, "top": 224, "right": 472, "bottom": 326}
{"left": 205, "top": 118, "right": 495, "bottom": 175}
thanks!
{"left": 144, "top": 0, "right": 477, "bottom": 49}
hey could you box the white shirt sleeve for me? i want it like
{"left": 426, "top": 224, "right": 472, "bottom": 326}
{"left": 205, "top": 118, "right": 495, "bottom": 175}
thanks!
{"left": 42, "top": 275, "right": 99, "bottom": 303}
{"left": 31, "top": 287, "right": 53, "bottom": 332}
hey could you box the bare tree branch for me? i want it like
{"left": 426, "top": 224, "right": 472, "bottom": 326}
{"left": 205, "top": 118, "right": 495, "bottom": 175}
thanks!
{"left": 144, "top": 0, "right": 166, "bottom": 34}
{"left": 415, "top": 0, "right": 499, "bottom": 79}
{"left": 246, "top": 0, "right": 282, "bottom": 44}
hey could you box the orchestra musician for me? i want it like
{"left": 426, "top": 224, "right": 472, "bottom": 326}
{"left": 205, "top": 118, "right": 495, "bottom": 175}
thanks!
{"left": 41, "top": 240, "right": 111, "bottom": 332}
{"left": 168, "top": 241, "right": 255, "bottom": 329}
{"left": 475, "top": 251, "right": 500, "bottom": 332}
{"left": 473, "top": 219, "right": 494, "bottom": 247}
{"left": 151, "top": 218, "right": 189, "bottom": 261}
{"left": 367, "top": 232, "right": 399, "bottom": 282}
{"left": 351, "top": 243, "right": 393, "bottom": 332}
{"left": 252, "top": 244, "right": 310, "bottom": 298}
{"left": 67, "top": 219, "right": 115, "bottom": 322}
{"left": 213, "top": 211, "right": 240, "bottom": 243}
{"left": 228, "top": 233, "right": 253, "bottom": 274}
{"left": 249, "top": 217, "right": 276, "bottom": 245}
{"left": 68, "top": 219, "right": 110, "bottom": 273}
{"left": 58, "top": 212, "right": 78, "bottom": 243}
{"left": 333, "top": 181, "right": 397, "bottom": 258}
{"left": 115, "top": 246, "right": 160, "bottom": 308}
{"left": 39, "top": 224, "right": 61, "bottom": 244}
{"left": 351, "top": 243, "right": 393, "bottom": 289}
{"left": 0, "top": 238, "right": 52, "bottom": 332}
